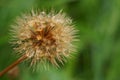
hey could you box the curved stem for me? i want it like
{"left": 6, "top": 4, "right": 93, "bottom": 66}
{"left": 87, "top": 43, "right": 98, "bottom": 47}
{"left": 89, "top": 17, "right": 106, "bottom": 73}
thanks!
{"left": 0, "top": 55, "right": 27, "bottom": 77}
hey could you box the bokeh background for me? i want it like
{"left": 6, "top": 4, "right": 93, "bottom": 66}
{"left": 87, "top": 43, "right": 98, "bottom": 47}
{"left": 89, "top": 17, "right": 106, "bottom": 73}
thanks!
{"left": 0, "top": 0, "right": 120, "bottom": 80}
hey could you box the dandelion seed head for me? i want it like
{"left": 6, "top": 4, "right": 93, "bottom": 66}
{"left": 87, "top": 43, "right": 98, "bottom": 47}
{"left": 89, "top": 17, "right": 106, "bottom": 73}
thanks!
{"left": 11, "top": 10, "right": 78, "bottom": 68}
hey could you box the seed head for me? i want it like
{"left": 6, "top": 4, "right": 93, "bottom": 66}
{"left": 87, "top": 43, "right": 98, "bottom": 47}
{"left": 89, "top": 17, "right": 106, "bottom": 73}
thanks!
{"left": 11, "top": 10, "right": 78, "bottom": 68}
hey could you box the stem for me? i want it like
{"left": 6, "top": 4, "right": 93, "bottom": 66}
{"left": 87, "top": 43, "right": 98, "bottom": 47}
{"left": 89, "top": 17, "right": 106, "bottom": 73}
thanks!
{"left": 0, "top": 55, "right": 27, "bottom": 77}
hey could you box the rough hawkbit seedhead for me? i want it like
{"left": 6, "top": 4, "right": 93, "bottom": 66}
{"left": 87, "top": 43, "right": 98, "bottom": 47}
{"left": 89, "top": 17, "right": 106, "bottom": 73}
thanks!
{"left": 10, "top": 10, "right": 78, "bottom": 69}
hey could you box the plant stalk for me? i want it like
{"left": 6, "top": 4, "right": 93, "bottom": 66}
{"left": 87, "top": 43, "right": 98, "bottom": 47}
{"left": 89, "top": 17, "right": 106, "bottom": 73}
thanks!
{"left": 0, "top": 55, "right": 27, "bottom": 77}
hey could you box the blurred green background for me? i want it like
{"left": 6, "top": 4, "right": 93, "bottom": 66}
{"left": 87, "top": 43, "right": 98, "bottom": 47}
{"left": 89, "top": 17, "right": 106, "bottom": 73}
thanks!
{"left": 0, "top": 0, "right": 120, "bottom": 80}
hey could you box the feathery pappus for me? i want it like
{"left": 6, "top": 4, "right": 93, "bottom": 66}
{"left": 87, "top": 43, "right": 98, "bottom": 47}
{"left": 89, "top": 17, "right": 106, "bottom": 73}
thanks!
{"left": 10, "top": 10, "right": 78, "bottom": 69}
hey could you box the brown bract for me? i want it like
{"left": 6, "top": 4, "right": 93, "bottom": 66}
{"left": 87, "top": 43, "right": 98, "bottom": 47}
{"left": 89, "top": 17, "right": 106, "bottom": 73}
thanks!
{"left": 11, "top": 10, "right": 78, "bottom": 68}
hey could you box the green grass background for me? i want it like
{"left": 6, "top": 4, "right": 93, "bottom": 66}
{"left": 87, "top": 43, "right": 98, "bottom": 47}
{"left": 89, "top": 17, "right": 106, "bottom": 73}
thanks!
{"left": 0, "top": 0, "right": 120, "bottom": 80}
